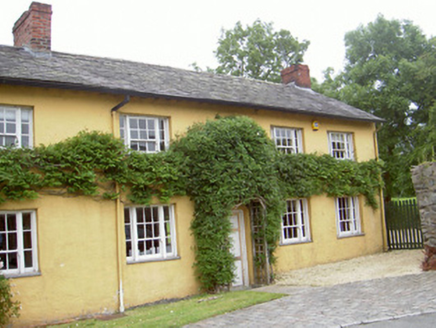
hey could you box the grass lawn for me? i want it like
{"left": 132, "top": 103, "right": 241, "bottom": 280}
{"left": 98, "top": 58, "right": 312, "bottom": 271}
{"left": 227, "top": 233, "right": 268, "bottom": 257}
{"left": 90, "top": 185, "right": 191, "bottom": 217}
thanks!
{"left": 49, "top": 290, "right": 285, "bottom": 328}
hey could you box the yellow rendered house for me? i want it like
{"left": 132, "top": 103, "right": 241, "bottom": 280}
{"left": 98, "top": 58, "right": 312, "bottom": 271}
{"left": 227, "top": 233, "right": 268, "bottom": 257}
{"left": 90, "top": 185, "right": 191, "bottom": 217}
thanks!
{"left": 0, "top": 2, "right": 386, "bottom": 326}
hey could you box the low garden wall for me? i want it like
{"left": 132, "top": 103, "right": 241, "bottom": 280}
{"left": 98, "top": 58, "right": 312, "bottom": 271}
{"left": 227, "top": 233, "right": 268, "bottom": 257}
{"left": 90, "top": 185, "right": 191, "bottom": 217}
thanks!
{"left": 411, "top": 162, "right": 436, "bottom": 270}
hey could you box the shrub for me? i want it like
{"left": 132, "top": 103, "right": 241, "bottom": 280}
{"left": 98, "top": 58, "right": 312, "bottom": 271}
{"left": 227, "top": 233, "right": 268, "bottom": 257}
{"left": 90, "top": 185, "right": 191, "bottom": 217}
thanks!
{"left": 0, "top": 275, "right": 20, "bottom": 326}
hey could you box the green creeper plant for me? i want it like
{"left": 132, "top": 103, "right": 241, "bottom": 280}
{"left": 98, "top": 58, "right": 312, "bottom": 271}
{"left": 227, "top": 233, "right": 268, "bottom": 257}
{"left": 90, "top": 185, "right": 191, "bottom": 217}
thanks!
{"left": 0, "top": 119, "right": 384, "bottom": 293}
{"left": 0, "top": 276, "right": 20, "bottom": 326}
{"left": 171, "top": 116, "right": 284, "bottom": 292}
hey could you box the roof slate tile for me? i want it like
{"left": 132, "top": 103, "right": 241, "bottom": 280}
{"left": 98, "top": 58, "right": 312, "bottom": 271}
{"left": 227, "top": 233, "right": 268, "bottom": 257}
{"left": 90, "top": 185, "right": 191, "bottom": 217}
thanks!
{"left": 0, "top": 45, "right": 383, "bottom": 122}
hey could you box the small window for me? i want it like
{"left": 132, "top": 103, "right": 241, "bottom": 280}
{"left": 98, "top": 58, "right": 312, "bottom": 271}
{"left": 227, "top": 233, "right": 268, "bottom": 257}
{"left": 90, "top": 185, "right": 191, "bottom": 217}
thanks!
{"left": 0, "top": 106, "right": 33, "bottom": 148}
{"left": 124, "top": 205, "right": 177, "bottom": 262}
{"left": 336, "top": 197, "right": 361, "bottom": 237}
{"left": 328, "top": 132, "right": 354, "bottom": 160}
{"left": 120, "top": 115, "right": 169, "bottom": 153}
{"left": 281, "top": 199, "right": 310, "bottom": 244}
{"left": 271, "top": 127, "right": 303, "bottom": 154}
{"left": 0, "top": 210, "right": 38, "bottom": 275}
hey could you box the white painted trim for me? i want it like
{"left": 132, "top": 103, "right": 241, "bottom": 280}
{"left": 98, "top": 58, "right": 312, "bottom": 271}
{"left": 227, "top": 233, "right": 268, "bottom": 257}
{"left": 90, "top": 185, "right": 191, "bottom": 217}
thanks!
{"left": 328, "top": 131, "right": 354, "bottom": 160}
{"left": 280, "top": 199, "right": 311, "bottom": 245}
{"left": 335, "top": 196, "right": 361, "bottom": 238}
{"left": 271, "top": 126, "right": 304, "bottom": 154}
{"left": 119, "top": 114, "right": 169, "bottom": 153}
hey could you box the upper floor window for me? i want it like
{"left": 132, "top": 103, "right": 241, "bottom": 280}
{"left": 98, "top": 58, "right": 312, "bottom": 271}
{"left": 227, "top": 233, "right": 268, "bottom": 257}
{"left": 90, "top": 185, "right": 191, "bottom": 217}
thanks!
{"left": 0, "top": 210, "right": 38, "bottom": 276}
{"left": 336, "top": 196, "right": 361, "bottom": 237}
{"left": 120, "top": 115, "right": 169, "bottom": 153}
{"left": 328, "top": 132, "right": 354, "bottom": 160}
{"left": 281, "top": 199, "right": 310, "bottom": 244}
{"left": 0, "top": 106, "right": 33, "bottom": 148}
{"left": 271, "top": 127, "right": 303, "bottom": 154}
{"left": 124, "top": 205, "right": 177, "bottom": 262}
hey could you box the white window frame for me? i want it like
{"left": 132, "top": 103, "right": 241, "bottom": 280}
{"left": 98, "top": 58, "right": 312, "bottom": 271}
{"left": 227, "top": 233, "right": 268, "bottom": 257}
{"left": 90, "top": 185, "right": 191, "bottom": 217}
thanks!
{"left": 335, "top": 196, "right": 361, "bottom": 237}
{"left": 328, "top": 132, "right": 354, "bottom": 160}
{"left": 281, "top": 199, "right": 311, "bottom": 244}
{"left": 271, "top": 126, "right": 303, "bottom": 154}
{"left": 124, "top": 205, "right": 177, "bottom": 263}
{"left": 0, "top": 210, "right": 39, "bottom": 276}
{"left": 0, "top": 105, "right": 33, "bottom": 148}
{"left": 119, "top": 115, "right": 169, "bottom": 153}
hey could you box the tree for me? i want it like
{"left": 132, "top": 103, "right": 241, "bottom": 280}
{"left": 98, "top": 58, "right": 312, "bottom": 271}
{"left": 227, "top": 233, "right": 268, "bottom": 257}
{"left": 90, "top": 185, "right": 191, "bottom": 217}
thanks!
{"left": 207, "top": 19, "right": 310, "bottom": 83}
{"left": 313, "top": 15, "right": 435, "bottom": 200}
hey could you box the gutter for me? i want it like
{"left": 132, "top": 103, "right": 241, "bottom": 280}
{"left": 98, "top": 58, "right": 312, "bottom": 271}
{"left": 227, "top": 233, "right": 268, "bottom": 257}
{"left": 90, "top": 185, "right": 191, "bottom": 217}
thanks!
{"left": 373, "top": 122, "right": 388, "bottom": 252}
{"left": 111, "top": 95, "right": 130, "bottom": 112}
{"left": 110, "top": 96, "right": 130, "bottom": 313}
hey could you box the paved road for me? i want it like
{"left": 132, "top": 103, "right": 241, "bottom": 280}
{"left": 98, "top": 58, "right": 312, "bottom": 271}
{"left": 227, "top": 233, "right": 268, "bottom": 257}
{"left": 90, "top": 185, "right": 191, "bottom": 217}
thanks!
{"left": 186, "top": 271, "right": 436, "bottom": 327}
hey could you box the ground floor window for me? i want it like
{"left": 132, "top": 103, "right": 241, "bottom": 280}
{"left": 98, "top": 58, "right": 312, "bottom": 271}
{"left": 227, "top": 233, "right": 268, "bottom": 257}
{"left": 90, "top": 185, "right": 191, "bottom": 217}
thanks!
{"left": 0, "top": 210, "right": 38, "bottom": 275}
{"left": 124, "top": 205, "right": 177, "bottom": 262}
{"left": 336, "top": 197, "right": 361, "bottom": 237}
{"left": 281, "top": 199, "right": 311, "bottom": 244}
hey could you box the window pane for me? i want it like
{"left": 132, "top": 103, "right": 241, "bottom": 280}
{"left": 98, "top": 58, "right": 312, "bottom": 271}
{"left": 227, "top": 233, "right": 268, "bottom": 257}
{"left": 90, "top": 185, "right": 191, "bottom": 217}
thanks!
{"left": 24, "top": 250, "right": 33, "bottom": 268}
{"left": 8, "top": 233, "right": 17, "bottom": 250}
{"left": 21, "top": 136, "right": 29, "bottom": 147}
{"left": 154, "top": 223, "right": 160, "bottom": 236}
{"left": 137, "top": 208, "right": 144, "bottom": 223}
{"left": 6, "top": 123, "right": 16, "bottom": 134}
{"left": 5, "top": 110, "right": 16, "bottom": 122}
{"left": 23, "top": 231, "right": 32, "bottom": 249}
{"left": 21, "top": 109, "right": 30, "bottom": 122}
{"left": 23, "top": 213, "right": 31, "bottom": 230}
{"left": 0, "top": 253, "right": 6, "bottom": 269}
{"left": 7, "top": 215, "right": 16, "bottom": 230}
{"left": 126, "top": 241, "right": 132, "bottom": 257}
{"left": 129, "top": 118, "right": 138, "bottom": 129}
{"left": 124, "top": 209, "right": 130, "bottom": 224}
{"left": 4, "top": 136, "right": 16, "bottom": 147}
{"left": 145, "top": 223, "right": 152, "bottom": 238}
{"left": 138, "top": 225, "right": 145, "bottom": 238}
{"left": 147, "top": 142, "right": 155, "bottom": 152}
{"left": 0, "top": 233, "right": 6, "bottom": 250}
{"left": 130, "top": 130, "right": 138, "bottom": 139}
{"left": 125, "top": 226, "right": 131, "bottom": 240}
{"left": 0, "top": 215, "right": 5, "bottom": 231}
{"left": 7, "top": 252, "right": 18, "bottom": 269}
{"left": 22, "top": 124, "right": 29, "bottom": 134}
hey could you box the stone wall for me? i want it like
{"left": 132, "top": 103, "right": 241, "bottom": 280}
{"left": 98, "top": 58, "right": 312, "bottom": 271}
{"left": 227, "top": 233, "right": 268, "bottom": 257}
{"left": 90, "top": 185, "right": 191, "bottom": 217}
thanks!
{"left": 411, "top": 162, "right": 436, "bottom": 270}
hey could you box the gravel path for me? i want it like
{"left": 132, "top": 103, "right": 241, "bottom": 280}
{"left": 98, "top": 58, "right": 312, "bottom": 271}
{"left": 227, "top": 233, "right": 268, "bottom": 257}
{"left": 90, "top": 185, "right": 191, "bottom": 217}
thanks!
{"left": 275, "top": 249, "right": 423, "bottom": 287}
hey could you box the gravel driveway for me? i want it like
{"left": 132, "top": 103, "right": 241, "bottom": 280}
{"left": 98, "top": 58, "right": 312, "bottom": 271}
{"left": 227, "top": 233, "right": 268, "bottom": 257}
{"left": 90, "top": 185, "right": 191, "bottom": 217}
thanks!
{"left": 275, "top": 249, "right": 423, "bottom": 287}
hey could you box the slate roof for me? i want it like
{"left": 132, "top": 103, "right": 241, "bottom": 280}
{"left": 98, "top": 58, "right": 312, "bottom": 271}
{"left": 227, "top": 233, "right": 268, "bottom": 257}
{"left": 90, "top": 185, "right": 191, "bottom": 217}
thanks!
{"left": 0, "top": 45, "right": 383, "bottom": 123}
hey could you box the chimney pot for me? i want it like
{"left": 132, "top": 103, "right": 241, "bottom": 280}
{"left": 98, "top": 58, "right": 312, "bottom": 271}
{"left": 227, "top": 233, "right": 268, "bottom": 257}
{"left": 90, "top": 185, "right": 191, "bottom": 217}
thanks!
{"left": 13, "top": 2, "right": 52, "bottom": 51}
{"left": 281, "top": 64, "right": 311, "bottom": 88}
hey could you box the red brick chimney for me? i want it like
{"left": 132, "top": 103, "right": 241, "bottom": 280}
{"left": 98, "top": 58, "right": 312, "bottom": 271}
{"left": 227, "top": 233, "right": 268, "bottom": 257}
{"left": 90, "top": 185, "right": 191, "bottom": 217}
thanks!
{"left": 13, "top": 2, "right": 52, "bottom": 51}
{"left": 281, "top": 64, "right": 311, "bottom": 88}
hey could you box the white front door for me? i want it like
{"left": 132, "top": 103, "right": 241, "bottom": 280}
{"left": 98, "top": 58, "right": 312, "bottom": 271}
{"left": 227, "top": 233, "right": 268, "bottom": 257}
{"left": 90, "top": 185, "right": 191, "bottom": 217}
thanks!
{"left": 229, "top": 210, "right": 249, "bottom": 287}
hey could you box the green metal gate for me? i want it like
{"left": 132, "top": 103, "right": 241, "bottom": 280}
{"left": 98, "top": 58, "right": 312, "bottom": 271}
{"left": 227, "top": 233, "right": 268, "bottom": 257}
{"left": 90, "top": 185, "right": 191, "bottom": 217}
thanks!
{"left": 385, "top": 199, "right": 423, "bottom": 249}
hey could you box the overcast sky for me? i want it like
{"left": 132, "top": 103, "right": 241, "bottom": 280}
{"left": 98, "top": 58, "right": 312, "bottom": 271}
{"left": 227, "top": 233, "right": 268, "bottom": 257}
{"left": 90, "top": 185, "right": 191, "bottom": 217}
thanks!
{"left": 1, "top": 0, "right": 436, "bottom": 81}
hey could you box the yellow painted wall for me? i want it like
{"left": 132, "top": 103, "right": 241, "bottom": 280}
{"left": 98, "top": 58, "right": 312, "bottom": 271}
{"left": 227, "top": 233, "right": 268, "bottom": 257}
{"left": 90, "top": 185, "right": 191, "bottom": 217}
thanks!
{"left": 0, "top": 196, "right": 119, "bottom": 327}
{"left": 121, "top": 197, "right": 200, "bottom": 308}
{"left": 274, "top": 195, "right": 384, "bottom": 272}
{"left": 0, "top": 85, "right": 384, "bottom": 326}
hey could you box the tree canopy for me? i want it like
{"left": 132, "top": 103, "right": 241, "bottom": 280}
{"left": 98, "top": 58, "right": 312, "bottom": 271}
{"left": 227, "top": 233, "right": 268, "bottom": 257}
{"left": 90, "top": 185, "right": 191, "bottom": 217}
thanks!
{"left": 197, "top": 19, "right": 309, "bottom": 83}
{"left": 313, "top": 15, "right": 435, "bottom": 200}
